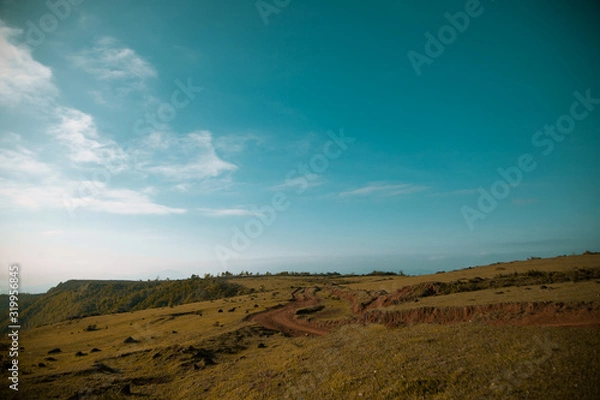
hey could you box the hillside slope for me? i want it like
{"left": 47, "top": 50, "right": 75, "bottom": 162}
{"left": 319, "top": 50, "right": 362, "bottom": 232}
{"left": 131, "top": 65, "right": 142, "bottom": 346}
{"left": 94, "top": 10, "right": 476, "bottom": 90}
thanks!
{"left": 9, "top": 277, "right": 253, "bottom": 330}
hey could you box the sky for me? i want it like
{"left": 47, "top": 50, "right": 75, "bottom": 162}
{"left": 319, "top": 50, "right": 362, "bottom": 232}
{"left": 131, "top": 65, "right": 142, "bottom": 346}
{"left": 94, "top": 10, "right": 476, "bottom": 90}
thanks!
{"left": 0, "top": 0, "right": 599, "bottom": 293}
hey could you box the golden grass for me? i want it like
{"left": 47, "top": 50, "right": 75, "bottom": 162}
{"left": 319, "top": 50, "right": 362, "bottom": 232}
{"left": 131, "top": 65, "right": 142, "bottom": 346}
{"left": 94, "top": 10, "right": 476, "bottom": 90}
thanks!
{"left": 2, "top": 253, "right": 599, "bottom": 399}
{"left": 341, "top": 254, "right": 600, "bottom": 292}
{"left": 386, "top": 280, "right": 600, "bottom": 311}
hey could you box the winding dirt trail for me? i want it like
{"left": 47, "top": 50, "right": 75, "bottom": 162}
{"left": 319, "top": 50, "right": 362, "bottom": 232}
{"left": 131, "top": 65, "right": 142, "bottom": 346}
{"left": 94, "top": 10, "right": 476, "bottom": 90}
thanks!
{"left": 249, "top": 287, "right": 330, "bottom": 337}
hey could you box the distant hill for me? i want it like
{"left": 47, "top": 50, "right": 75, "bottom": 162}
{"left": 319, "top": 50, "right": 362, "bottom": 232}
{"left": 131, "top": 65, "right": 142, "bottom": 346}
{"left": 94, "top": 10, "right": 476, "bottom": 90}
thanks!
{"left": 1, "top": 277, "right": 253, "bottom": 331}
{"left": 0, "top": 292, "right": 44, "bottom": 327}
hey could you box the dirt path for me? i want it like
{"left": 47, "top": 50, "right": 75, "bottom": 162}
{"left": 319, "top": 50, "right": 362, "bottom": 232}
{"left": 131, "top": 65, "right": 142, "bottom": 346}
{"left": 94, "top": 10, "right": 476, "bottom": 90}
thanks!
{"left": 248, "top": 288, "right": 330, "bottom": 337}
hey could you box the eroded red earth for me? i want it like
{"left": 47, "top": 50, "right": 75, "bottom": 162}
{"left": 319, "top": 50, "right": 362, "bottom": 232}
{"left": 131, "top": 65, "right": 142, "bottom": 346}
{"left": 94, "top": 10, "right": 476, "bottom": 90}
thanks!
{"left": 249, "top": 286, "right": 600, "bottom": 336}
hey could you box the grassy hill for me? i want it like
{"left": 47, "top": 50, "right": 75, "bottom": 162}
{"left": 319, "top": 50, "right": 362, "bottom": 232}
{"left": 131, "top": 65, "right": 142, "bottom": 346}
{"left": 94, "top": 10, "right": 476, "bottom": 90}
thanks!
{"left": 2, "top": 276, "right": 253, "bottom": 331}
{"left": 1, "top": 253, "right": 599, "bottom": 399}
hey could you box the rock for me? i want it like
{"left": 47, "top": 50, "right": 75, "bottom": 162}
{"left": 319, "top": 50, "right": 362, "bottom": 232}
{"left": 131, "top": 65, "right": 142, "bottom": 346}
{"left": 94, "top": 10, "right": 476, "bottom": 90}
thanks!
{"left": 93, "top": 363, "right": 118, "bottom": 373}
{"left": 120, "top": 384, "right": 131, "bottom": 395}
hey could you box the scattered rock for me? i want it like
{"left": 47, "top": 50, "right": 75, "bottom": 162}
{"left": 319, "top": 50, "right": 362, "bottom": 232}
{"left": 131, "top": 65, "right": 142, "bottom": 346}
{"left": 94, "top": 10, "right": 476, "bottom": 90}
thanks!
{"left": 540, "top": 285, "right": 548, "bottom": 290}
{"left": 74, "top": 351, "right": 87, "bottom": 357}
{"left": 48, "top": 348, "right": 61, "bottom": 354}
{"left": 257, "top": 343, "right": 266, "bottom": 348}
{"left": 120, "top": 384, "right": 131, "bottom": 395}
{"left": 90, "top": 348, "right": 101, "bottom": 353}
{"left": 152, "top": 352, "right": 161, "bottom": 359}
{"left": 218, "top": 309, "right": 223, "bottom": 313}
{"left": 124, "top": 336, "right": 140, "bottom": 344}
{"left": 38, "top": 362, "right": 46, "bottom": 367}
{"left": 172, "top": 330, "right": 178, "bottom": 334}
{"left": 228, "top": 307, "right": 236, "bottom": 312}
{"left": 93, "top": 363, "right": 119, "bottom": 373}
{"left": 201, "top": 357, "right": 216, "bottom": 366}
{"left": 44, "top": 357, "right": 57, "bottom": 361}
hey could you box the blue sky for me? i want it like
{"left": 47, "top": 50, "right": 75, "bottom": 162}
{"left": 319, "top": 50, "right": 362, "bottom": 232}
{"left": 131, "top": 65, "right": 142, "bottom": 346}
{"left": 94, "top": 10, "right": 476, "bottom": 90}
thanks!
{"left": 0, "top": 0, "right": 599, "bottom": 292}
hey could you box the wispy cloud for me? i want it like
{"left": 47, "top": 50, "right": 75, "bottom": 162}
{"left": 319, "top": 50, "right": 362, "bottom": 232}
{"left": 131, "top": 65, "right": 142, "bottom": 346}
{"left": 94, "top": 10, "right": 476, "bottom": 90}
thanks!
{"left": 69, "top": 36, "right": 156, "bottom": 98}
{"left": 197, "top": 207, "right": 263, "bottom": 217}
{"left": 70, "top": 36, "right": 156, "bottom": 81}
{"left": 339, "top": 182, "right": 428, "bottom": 198}
{"left": 49, "top": 107, "right": 128, "bottom": 172}
{"left": 0, "top": 177, "right": 185, "bottom": 215}
{"left": 0, "top": 133, "right": 182, "bottom": 216}
{"left": 0, "top": 136, "right": 55, "bottom": 178}
{"left": 67, "top": 184, "right": 186, "bottom": 215}
{"left": 133, "top": 130, "right": 237, "bottom": 181}
{"left": 0, "top": 22, "right": 57, "bottom": 107}
{"left": 269, "top": 174, "right": 326, "bottom": 191}
{"left": 214, "top": 133, "right": 263, "bottom": 155}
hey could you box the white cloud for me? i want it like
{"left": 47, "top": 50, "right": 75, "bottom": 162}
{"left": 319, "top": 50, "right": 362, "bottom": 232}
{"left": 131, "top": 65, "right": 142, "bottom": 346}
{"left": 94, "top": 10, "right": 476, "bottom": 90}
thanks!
{"left": 214, "top": 133, "right": 263, "bottom": 155}
{"left": 269, "top": 174, "right": 326, "bottom": 191}
{"left": 339, "top": 182, "right": 428, "bottom": 198}
{"left": 197, "top": 207, "right": 263, "bottom": 217}
{"left": 134, "top": 130, "right": 237, "bottom": 181}
{"left": 0, "top": 134, "right": 182, "bottom": 216}
{"left": 69, "top": 36, "right": 156, "bottom": 87}
{"left": 0, "top": 142, "right": 55, "bottom": 178}
{"left": 49, "top": 107, "right": 128, "bottom": 172}
{"left": 0, "top": 177, "right": 185, "bottom": 215}
{"left": 67, "top": 185, "right": 186, "bottom": 215}
{"left": 0, "top": 22, "right": 57, "bottom": 107}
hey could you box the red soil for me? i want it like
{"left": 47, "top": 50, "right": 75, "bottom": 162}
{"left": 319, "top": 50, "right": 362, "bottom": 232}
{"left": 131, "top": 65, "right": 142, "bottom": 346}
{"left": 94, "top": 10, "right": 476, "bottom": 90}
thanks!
{"left": 248, "top": 288, "right": 330, "bottom": 337}
{"left": 360, "top": 302, "right": 600, "bottom": 328}
{"left": 250, "top": 286, "right": 600, "bottom": 336}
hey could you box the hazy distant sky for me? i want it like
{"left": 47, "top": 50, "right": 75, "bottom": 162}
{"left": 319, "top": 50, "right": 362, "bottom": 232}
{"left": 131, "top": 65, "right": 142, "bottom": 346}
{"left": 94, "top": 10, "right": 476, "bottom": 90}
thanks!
{"left": 1, "top": 0, "right": 599, "bottom": 292}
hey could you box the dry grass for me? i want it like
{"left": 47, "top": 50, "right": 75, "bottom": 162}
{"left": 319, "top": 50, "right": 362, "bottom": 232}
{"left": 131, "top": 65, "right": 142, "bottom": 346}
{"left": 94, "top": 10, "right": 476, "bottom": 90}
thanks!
{"left": 386, "top": 280, "right": 600, "bottom": 311}
{"left": 340, "top": 254, "right": 600, "bottom": 292}
{"left": 2, "top": 254, "right": 599, "bottom": 399}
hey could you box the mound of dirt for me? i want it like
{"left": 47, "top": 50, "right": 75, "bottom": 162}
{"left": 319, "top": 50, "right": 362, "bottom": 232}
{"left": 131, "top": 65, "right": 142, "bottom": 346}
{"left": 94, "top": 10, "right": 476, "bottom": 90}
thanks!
{"left": 360, "top": 301, "right": 600, "bottom": 328}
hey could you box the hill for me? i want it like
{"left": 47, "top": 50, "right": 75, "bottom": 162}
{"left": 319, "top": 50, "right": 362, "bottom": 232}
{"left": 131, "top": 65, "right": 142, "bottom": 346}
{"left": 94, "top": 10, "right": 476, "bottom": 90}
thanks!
{"left": 2, "top": 253, "right": 599, "bottom": 399}
{"left": 2, "top": 276, "right": 253, "bottom": 331}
